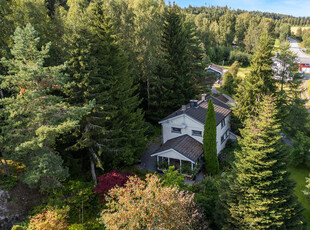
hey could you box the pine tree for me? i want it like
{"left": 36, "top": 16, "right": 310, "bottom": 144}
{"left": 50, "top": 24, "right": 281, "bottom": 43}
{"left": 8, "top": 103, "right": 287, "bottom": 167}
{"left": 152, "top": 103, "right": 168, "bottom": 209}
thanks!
{"left": 203, "top": 98, "right": 219, "bottom": 175}
{"left": 66, "top": 1, "right": 146, "bottom": 179}
{"left": 222, "top": 95, "right": 304, "bottom": 229}
{"left": 0, "top": 24, "right": 92, "bottom": 190}
{"left": 234, "top": 32, "right": 275, "bottom": 123}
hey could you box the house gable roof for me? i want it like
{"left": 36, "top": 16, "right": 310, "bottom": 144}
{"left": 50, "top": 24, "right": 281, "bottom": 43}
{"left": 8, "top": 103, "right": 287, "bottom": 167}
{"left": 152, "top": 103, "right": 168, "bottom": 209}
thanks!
{"left": 160, "top": 95, "right": 231, "bottom": 126}
{"left": 206, "top": 63, "right": 223, "bottom": 75}
{"left": 151, "top": 135, "right": 203, "bottom": 162}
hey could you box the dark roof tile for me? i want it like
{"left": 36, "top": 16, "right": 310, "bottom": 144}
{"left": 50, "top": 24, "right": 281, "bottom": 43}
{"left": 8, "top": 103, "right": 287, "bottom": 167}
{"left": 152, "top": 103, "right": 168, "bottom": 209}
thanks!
{"left": 160, "top": 95, "right": 231, "bottom": 125}
{"left": 154, "top": 135, "right": 203, "bottom": 162}
{"left": 206, "top": 63, "right": 223, "bottom": 74}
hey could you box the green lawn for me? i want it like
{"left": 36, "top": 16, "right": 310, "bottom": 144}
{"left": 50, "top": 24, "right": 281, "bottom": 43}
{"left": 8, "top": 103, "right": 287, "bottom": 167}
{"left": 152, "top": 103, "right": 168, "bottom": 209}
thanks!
{"left": 237, "top": 66, "right": 251, "bottom": 79}
{"left": 288, "top": 165, "right": 310, "bottom": 228}
{"left": 274, "top": 39, "right": 280, "bottom": 50}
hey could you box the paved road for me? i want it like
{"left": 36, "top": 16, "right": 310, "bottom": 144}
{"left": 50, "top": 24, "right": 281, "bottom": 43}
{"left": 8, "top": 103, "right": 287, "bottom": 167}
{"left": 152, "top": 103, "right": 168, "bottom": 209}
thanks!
{"left": 288, "top": 37, "right": 310, "bottom": 60}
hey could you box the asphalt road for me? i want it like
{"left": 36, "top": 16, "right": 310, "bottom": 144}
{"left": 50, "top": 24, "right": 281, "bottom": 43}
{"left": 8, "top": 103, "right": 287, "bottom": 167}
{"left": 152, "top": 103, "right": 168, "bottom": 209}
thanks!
{"left": 288, "top": 37, "right": 310, "bottom": 59}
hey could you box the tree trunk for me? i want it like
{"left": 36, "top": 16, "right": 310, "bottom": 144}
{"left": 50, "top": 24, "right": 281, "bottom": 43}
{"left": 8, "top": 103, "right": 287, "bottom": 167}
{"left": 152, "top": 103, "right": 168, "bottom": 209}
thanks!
{"left": 91, "top": 160, "right": 97, "bottom": 186}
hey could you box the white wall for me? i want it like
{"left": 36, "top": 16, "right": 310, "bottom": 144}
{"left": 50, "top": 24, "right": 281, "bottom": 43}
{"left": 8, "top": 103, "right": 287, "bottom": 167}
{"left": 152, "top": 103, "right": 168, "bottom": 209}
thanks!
{"left": 161, "top": 113, "right": 231, "bottom": 154}
{"left": 161, "top": 114, "right": 203, "bottom": 144}
{"left": 217, "top": 114, "right": 231, "bottom": 153}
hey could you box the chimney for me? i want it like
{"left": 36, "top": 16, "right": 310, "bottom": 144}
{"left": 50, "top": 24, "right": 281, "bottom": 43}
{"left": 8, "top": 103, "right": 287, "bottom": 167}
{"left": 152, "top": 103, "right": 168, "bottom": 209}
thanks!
{"left": 201, "top": 94, "right": 207, "bottom": 101}
{"left": 190, "top": 100, "right": 198, "bottom": 108}
{"left": 181, "top": 105, "right": 186, "bottom": 111}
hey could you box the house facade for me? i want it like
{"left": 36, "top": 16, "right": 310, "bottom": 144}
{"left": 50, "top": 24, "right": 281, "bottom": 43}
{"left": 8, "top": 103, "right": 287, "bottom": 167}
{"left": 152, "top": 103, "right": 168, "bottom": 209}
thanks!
{"left": 205, "top": 63, "right": 223, "bottom": 76}
{"left": 151, "top": 95, "right": 232, "bottom": 174}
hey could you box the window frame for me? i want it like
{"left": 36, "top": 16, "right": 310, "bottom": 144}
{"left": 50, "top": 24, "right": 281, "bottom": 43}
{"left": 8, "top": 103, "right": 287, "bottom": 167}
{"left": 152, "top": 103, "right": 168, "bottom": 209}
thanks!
{"left": 221, "top": 119, "right": 226, "bottom": 129}
{"left": 192, "top": 130, "right": 202, "bottom": 137}
{"left": 171, "top": 127, "right": 182, "bottom": 134}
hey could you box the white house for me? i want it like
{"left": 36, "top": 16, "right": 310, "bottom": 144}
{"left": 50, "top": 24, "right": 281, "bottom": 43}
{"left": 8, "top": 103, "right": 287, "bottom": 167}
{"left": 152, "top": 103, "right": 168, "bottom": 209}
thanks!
{"left": 151, "top": 94, "right": 233, "bottom": 173}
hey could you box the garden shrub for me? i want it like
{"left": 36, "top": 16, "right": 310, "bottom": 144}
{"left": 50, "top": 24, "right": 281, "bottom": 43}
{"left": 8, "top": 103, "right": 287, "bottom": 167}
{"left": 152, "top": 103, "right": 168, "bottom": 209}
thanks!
{"left": 229, "top": 50, "right": 252, "bottom": 67}
{"left": 31, "top": 180, "right": 103, "bottom": 227}
{"left": 94, "top": 170, "right": 130, "bottom": 202}
{"left": 28, "top": 206, "right": 69, "bottom": 230}
{"left": 0, "top": 174, "right": 18, "bottom": 190}
{"left": 100, "top": 174, "right": 208, "bottom": 229}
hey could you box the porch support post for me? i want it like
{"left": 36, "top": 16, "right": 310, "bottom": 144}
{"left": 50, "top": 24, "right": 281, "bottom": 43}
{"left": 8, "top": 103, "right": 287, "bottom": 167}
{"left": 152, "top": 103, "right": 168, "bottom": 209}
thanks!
{"left": 179, "top": 160, "right": 182, "bottom": 173}
{"left": 168, "top": 157, "right": 170, "bottom": 166}
{"left": 191, "top": 162, "right": 194, "bottom": 170}
{"left": 157, "top": 156, "right": 159, "bottom": 163}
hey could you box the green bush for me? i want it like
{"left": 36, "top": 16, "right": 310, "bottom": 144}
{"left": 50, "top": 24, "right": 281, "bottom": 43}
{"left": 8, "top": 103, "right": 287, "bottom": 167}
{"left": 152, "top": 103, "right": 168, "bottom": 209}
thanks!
{"left": 0, "top": 175, "right": 18, "bottom": 190}
{"left": 157, "top": 159, "right": 169, "bottom": 170}
{"left": 229, "top": 50, "right": 252, "bottom": 67}
{"left": 218, "top": 140, "right": 238, "bottom": 171}
{"left": 195, "top": 177, "right": 219, "bottom": 229}
{"left": 180, "top": 162, "right": 192, "bottom": 175}
{"left": 30, "top": 180, "right": 103, "bottom": 227}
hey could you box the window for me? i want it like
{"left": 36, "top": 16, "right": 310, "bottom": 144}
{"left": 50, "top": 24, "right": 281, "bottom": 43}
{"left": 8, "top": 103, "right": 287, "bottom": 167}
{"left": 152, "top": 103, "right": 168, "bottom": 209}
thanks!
{"left": 221, "top": 119, "right": 226, "bottom": 129}
{"left": 171, "top": 127, "right": 181, "bottom": 134}
{"left": 221, "top": 130, "right": 229, "bottom": 144}
{"left": 192, "top": 130, "right": 202, "bottom": 137}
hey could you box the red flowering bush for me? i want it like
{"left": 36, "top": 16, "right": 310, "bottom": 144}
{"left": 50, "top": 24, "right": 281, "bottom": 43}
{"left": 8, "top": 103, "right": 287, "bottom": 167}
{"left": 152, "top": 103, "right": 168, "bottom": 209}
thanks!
{"left": 94, "top": 170, "right": 129, "bottom": 202}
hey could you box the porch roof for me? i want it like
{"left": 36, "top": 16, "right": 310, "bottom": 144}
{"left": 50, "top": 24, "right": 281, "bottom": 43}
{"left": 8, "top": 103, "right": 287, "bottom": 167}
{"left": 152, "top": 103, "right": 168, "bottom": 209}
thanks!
{"left": 151, "top": 135, "right": 203, "bottom": 162}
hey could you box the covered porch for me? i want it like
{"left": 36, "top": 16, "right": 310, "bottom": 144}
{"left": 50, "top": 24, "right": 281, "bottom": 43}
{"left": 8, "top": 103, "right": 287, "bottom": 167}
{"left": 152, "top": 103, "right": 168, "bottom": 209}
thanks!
{"left": 156, "top": 155, "right": 196, "bottom": 174}
{"left": 151, "top": 135, "right": 204, "bottom": 177}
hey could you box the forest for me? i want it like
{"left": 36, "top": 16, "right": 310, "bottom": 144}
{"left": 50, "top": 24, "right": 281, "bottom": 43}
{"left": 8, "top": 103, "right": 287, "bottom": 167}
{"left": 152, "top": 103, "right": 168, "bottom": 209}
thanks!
{"left": 0, "top": 0, "right": 310, "bottom": 229}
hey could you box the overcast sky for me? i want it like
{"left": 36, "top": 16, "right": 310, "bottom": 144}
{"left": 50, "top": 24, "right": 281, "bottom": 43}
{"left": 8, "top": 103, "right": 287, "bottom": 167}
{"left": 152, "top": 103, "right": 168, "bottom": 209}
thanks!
{"left": 171, "top": 0, "right": 310, "bottom": 17}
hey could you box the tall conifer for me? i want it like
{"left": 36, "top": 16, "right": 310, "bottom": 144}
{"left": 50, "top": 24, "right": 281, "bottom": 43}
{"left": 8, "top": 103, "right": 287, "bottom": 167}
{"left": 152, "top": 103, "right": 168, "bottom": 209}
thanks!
{"left": 66, "top": 1, "right": 146, "bottom": 178}
{"left": 148, "top": 4, "right": 196, "bottom": 121}
{"left": 222, "top": 95, "right": 304, "bottom": 229}
{"left": 0, "top": 24, "right": 92, "bottom": 190}
{"left": 234, "top": 32, "right": 275, "bottom": 122}
{"left": 203, "top": 98, "right": 219, "bottom": 175}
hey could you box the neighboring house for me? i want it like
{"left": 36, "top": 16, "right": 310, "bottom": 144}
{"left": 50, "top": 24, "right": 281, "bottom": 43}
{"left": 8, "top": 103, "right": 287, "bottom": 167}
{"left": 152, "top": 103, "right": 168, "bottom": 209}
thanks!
{"left": 299, "top": 64, "right": 310, "bottom": 73}
{"left": 205, "top": 63, "right": 223, "bottom": 76}
{"left": 151, "top": 94, "right": 233, "bottom": 173}
{"left": 298, "top": 57, "right": 310, "bottom": 73}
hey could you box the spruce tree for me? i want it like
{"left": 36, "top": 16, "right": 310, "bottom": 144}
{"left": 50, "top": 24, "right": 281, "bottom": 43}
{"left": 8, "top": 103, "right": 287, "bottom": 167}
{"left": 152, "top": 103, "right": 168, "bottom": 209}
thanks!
{"left": 148, "top": 4, "right": 195, "bottom": 121}
{"left": 203, "top": 98, "right": 219, "bottom": 175}
{"left": 234, "top": 32, "right": 275, "bottom": 122}
{"left": 0, "top": 24, "right": 92, "bottom": 190}
{"left": 222, "top": 95, "right": 304, "bottom": 229}
{"left": 223, "top": 61, "right": 240, "bottom": 96}
{"left": 66, "top": 1, "right": 146, "bottom": 178}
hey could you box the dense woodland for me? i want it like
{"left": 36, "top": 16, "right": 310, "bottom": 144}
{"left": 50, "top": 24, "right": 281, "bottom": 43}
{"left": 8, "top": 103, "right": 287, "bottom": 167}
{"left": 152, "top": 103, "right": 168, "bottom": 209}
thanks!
{"left": 0, "top": 0, "right": 310, "bottom": 229}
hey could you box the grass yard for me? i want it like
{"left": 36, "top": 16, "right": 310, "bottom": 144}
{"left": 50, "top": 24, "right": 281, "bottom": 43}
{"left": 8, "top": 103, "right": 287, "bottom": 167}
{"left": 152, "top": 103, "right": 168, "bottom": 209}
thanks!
{"left": 291, "top": 26, "right": 310, "bottom": 34}
{"left": 222, "top": 65, "right": 250, "bottom": 79}
{"left": 288, "top": 165, "right": 310, "bottom": 228}
{"left": 237, "top": 66, "right": 251, "bottom": 79}
{"left": 274, "top": 39, "right": 280, "bottom": 50}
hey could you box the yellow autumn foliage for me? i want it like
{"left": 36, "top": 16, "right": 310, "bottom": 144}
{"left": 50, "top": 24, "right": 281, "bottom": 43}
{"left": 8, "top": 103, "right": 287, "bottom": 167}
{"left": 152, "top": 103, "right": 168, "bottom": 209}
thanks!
{"left": 100, "top": 174, "right": 207, "bottom": 230}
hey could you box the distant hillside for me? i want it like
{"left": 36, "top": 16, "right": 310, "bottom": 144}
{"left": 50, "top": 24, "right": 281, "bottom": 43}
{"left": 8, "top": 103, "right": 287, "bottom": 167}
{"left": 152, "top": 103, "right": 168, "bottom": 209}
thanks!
{"left": 184, "top": 5, "right": 310, "bottom": 26}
